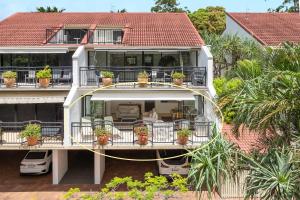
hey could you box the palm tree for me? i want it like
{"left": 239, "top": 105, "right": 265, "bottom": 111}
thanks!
{"left": 188, "top": 127, "right": 240, "bottom": 199}
{"left": 36, "top": 6, "right": 65, "bottom": 13}
{"left": 245, "top": 148, "right": 300, "bottom": 200}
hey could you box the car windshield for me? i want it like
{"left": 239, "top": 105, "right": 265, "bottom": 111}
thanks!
{"left": 159, "top": 150, "right": 187, "bottom": 165}
{"left": 25, "top": 152, "right": 46, "bottom": 159}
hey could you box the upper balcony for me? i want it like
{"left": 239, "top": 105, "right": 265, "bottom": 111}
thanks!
{"left": 0, "top": 66, "right": 72, "bottom": 90}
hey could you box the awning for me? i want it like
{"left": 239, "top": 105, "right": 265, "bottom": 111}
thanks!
{"left": 91, "top": 91, "right": 196, "bottom": 101}
{"left": 0, "top": 92, "right": 67, "bottom": 104}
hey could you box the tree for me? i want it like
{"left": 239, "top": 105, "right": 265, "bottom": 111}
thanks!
{"left": 151, "top": 0, "right": 188, "bottom": 13}
{"left": 117, "top": 9, "right": 127, "bottom": 13}
{"left": 36, "top": 6, "right": 65, "bottom": 13}
{"left": 189, "top": 7, "right": 226, "bottom": 35}
{"left": 269, "top": 0, "right": 299, "bottom": 12}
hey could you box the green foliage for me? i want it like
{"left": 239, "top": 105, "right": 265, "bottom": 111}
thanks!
{"left": 36, "top": 65, "right": 52, "bottom": 79}
{"left": 20, "top": 124, "right": 41, "bottom": 139}
{"left": 188, "top": 127, "right": 239, "bottom": 199}
{"left": 245, "top": 148, "right": 300, "bottom": 200}
{"left": 269, "top": 0, "right": 299, "bottom": 12}
{"left": 137, "top": 71, "right": 149, "bottom": 78}
{"left": 228, "top": 59, "right": 262, "bottom": 80}
{"left": 101, "top": 71, "right": 114, "bottom": 78}
{"left": 2, "top": 71, "right": 17, "bottom": 79}
{"left": 134, "top": 126, "right": 149, "bottom": 136}
{"left": 94, "top": 127, "right": 111, "bottom": 137}
{"left": 151, "top": 0, "right": 188, "bottom": 13}
{"left": 36, "top": 6, "right": 65, "bottom": 12}
{"left": 171, "top": 71, "right": 185, "bottom": 79}
{"left": 177, "top": 128, "right": 192, "bottom": 137}
{"left": 64, "top": 172, "right": 188, "bottom": 200}
{"left": 213, "top": 77, "right": 226, "bottom": 96}
{"left": 189, "top": 7, "right": 226, "bottom": 35}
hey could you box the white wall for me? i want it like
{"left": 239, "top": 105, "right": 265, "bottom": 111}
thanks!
{"left": 53, "top": 150, "right": 68, "bottom": 184}
{"left": 223, "top": 15, "right": 258, "bottom": 44}
{"left": 94, "top": 149, "right": 105, "bottom": 184}
{"left": 72, "top": 46, "right": 88, "bottom": 87}
{"left": 198, "top": 46, "right": 216, "bottom": 97}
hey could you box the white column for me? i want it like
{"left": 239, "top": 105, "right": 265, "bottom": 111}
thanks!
{"left": 53, "top": 150, "right": 68, "bottom": 184}
{"left": 72, "top": 45, "right": 87, "bottom": 87}
{"left": 94, "top": 149, "right": 105, "bottom": 184}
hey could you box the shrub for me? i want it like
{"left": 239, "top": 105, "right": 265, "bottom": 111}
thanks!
{"left": 171, "top": 72, "right": 185, "bottom": 79}
{"left": 36, "top": 65, "right": 52, "bottom": 79}
{"left": 94, "top": 127, "right": 111, "bottom": 137}
{"left": 177, "top": 128, "right": 192, "bottom": 137}
{"left": 20, "top": 124, "right": 41, "bottom": 139}
{"left": 134, "top": 126, "right": 149, "bottom": 136}
{"left": 213, "top": 77, "right": 226, "bottom": 96}
{"left": 101, "top": 71, "right": 114, "bottom": 78}
{"left": 2, "top": 71, "right": 17, "bottom": 79}
{"left": 137, "top": 71, "right": 149, "bottom": 78}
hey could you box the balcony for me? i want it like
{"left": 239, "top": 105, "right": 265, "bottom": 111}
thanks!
{"left": 0, "top": 121, "right": 64, "bottom": 147}
{"left": 79, "top": 66, "right": 207, "bottom": 88}
{"left": 0, "top": 66, "right": 72, "bottom": 89}
{"left": 71, "top": 120, "right": 211, "bottom": 148}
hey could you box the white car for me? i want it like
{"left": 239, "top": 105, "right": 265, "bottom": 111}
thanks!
{"left": 156, "top": 150, "right": 189, "bottom": 176}
{"left": 20, "top": 150, "right": 52, "bottom": 175}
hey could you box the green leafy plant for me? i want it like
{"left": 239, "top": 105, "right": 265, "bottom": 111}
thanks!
{"left": 94, "top": 127, "right": 111, "bottom": 137}
{"left": 134, "top": 126, "right": 149, "bottom": 136}
{"left": 177, "top": 128, "right": 192, "bottom": 137}
{"left": 20, "top": 124, "right": 41, "bottom": 139}
{"left": 36, "top": 65, "right": 52, "bottom": 79}
{"left": 171, "top": 71, "right": 185, "bottom": 79}
{"left": 137, "top": 71, "right": 149, "bottom": 79}
{"left": 101, "top": 71, "right": 114, "bottom": 78}
{"left": 2, "top": 71, "right": 17, "bottom": 79}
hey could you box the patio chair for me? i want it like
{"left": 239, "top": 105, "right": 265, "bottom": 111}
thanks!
{"left": 25, "top": 70, "right": 36, "bottom": 85}
{"left": 152, "top": 121, "right": 174, "bottom": 143}
{"left": 52, "top": 69, "right": 61, "bottom": 84}
{"left": 192, "top": 69, "right": 206, "bottom": 86}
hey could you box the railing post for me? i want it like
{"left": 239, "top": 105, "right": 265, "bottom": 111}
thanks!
{"left": 151, "top": 122, "right": 154, "bottom": 146}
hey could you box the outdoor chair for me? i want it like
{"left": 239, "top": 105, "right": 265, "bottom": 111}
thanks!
{"left": 25, "top": 70, "right": 36, "bottom": 85}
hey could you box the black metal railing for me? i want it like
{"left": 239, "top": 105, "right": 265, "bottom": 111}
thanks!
{"left": 0, "top": 121, "right": 64, "bottom": 145}
{"left": 46, "top": 28, "right": 88, "bottom": 44}
{"left": 87, "top": 29, "right": 123, "bottom": 44}
{"left": 71, "top": 119, "right": 211, "bottom": 146}
{"left": 79, "top": 66, "right": 206, "bottom": 87}
{"left": 0, "top": 66, "right": 72, "bottom": 88}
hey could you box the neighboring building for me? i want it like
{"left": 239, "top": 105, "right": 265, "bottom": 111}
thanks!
{"left": 0, "top": 12, "right": 217, "bottom": 185}
{"left": 223, "top": 12, "right": 300, "bottom": 46}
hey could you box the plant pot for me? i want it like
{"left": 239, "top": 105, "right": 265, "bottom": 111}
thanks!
{"left": 138, "top": 77, "right": 148, "bottom": 87}
{"left": 97, "top": 135, "right": 109, "bottom": 145}
{"left": 27, "top": 136, "right": 39, "bottom": 146}
{"left": 138, "top": 134, "right": 148, "bottom": 145}
{"left": 102, "top": 78, "right": 113, "bottom": 86}
{"left": 4, "top": 78, "right": 16, "bottom": 88}
{"left": 177, "top": 135, "right": 189, "bottom": 145}
{"left": 173, "top": 78, "right": 183, "bottom": 86}
{"left": 39, "top": 78, "right": 50, "bottom": 88}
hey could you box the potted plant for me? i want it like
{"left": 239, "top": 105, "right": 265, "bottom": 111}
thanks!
{"left": 137, "top": 71, "right": 149, "bottom": 87}
{"left": 36, "top": 65, "right": 52, "bottom": 88}
{"left": 20, "top": 124, "right": 41, "bottom": 146}
{"left": 171, "top": 72, "right": 185, "bottom": 86}
{"left": 177, "top": 128, "right": 192, "bottom": 145}
{"left": 101, "top": 71, "right": 114, "bottom": 86}
{"left": 94, "top": 127, "right": 111, "bottom": 145}
{"left": 135, "top": 126, "right": 149, "bottom": 145}
{"left": 2, "top": 71, "right": 17, "bottom": 88}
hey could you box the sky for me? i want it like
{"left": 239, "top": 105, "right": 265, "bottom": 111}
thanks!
{"left": 0, "top": 0, "right": 283, "bottom": 20}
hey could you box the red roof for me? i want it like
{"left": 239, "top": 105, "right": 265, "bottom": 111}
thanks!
{"left": 227, "top": 12, "right": 300, "bottom": 46}
{"left": 0, "top": 12, "right": 204, "bottom": 47}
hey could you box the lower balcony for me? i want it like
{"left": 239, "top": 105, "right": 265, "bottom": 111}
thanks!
{"left": 79, "top": 66, "right": 207, "bottom": 88}
{"left": 71, "top": 119, "right": 211, "bottom": 148}
{"left": 0, "top": 121, "right": 64, "bottom": 148}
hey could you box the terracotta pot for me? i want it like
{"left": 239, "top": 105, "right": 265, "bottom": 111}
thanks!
{"left": 177, "top": 135, "right": 188, "bottom": 145}
{"left": 102, "top": 78, "right": 113, "bottom": 86}
{"left": 27, "top": 136, "right": 39, "bottom": 146}
{"left": 173, "top": 78, "right": 183, "bottom": 86}
{"left": 97, "top": 135, "right": 109, "bottom": 145}
{"left": 4, "top": 78, "right": 16, "bottom": 88}
{"left": 39, "top": 78, "right": 50, "bottom": 88}
{"left": 138, "top": 77, "right": 148, "bottom": 87}
{"left": 138, "top": 134, "right": 148, "bottom": 145}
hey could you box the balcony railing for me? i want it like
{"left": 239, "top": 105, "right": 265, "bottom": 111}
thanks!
{"left": 0, "top": 66, "right": 72, "bottom": 88}
{"left": 79, "top": 66, "right": 206, "bottom": 87}
{"left": 71, "top": 120, "right": 211, "bottom": 146}
{"left": 0, "top": 121, "right": 64, "bottom": 146}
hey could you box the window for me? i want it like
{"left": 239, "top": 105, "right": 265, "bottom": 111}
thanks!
{"left": 94, "top": 29, "right": 123, "bottom": 44}
{"left": 25, "top": 152, "right": 46, "bottom": 159}
{"left": 82, "top": 96, "right": 105, "bottom": 119}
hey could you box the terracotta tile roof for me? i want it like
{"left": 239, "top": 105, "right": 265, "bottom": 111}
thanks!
{"left": 0, "top": 12, "right": 204, "bottom": 47}
{"left": 222, "top": 124, "right": 263, "bottom": 153}
{"left": 227, "top": 12, "right": 300, "bottom": 46}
